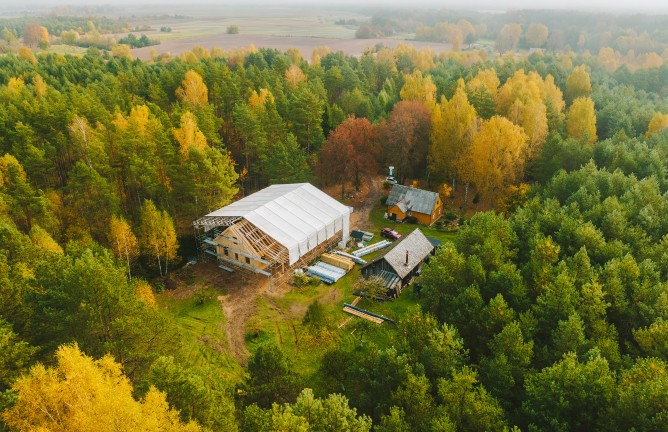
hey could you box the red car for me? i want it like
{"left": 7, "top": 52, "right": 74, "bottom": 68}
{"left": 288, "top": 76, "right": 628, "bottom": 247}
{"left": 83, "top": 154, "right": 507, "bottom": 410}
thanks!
{"left": 381, "top": 228, "right": 402, "bottom": 240}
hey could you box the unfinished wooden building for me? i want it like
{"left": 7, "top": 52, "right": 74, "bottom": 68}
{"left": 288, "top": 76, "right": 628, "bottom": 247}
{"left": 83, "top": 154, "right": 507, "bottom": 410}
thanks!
{"left": 193, "top": 183, "right": 351, "bottom": 284}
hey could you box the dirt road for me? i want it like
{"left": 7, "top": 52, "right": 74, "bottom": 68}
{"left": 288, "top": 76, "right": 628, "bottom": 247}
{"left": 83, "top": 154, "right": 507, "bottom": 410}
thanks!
{"left": 350, "top": 176, "right": 384, "bottom": 231}
{"left": 216, "top": 273, "right": 268, "bottom": 366}
{"left": 212, "top": 176, "right": 384, "bottom": 365}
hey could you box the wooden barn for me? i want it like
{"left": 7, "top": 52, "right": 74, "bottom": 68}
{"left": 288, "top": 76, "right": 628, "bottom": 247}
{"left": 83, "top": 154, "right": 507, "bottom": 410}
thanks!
{"left": 193, "top": 183, "right": 351, "bottom": 285}
{"left": 361, "top": 228, "right": 435, "bottom": 297}
{"left": 386, "top": 185, "right": 443, "bottom": 226}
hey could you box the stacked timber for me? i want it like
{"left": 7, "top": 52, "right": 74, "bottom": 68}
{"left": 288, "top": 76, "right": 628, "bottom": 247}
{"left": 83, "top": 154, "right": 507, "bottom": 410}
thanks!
{"left": 321, "top": 253, "right": 355, "bottom": 271}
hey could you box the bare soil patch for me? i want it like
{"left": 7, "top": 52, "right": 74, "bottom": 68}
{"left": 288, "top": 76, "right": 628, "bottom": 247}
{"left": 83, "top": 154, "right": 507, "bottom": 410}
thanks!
{"left": 217, "top": 273, "right": 268, "bottom": 366}
{"left": 350, "top": 176, "right": 384, "bottom": 231}
{"left": 321, "top": 176, "right": 383, "bottom": 231}
{"left": 171, "top": 262, "right": 268, "bottom": 366}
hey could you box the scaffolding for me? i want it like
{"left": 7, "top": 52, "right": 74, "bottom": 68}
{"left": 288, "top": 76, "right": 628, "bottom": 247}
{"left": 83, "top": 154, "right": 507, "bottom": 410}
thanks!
{"left": 193, "top": 183, "right": 351, "bottom": 289}
{"left": 194, "top": 216, "right": 343, "bottom": 289}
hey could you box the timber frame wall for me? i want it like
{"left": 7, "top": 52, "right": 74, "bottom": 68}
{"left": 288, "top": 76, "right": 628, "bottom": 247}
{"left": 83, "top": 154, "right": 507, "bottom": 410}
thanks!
{"left": 194, "top": 217, "right": 343, "bottom": 288}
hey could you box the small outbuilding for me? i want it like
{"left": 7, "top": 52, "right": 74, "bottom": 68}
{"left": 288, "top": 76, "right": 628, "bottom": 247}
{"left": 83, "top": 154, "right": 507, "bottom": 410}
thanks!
{"left": 386, "top": 184, "right": 443, "bottom": 225}
{"left": 361, "top": 228, "right": 435, "bottom": 297}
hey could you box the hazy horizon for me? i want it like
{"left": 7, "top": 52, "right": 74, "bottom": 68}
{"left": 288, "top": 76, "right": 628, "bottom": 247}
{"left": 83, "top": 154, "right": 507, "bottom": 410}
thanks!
{"left": 8, "top": 0, "right": 668, "bottom": 14}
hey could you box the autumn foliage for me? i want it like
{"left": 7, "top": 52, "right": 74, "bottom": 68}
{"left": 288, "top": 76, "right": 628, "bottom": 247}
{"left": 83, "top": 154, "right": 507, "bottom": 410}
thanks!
{"left": 2, "top": 344, "right": 201, "bottom": 431}
{"left": 318, "top": 116, "right": 379, "bottom": 198}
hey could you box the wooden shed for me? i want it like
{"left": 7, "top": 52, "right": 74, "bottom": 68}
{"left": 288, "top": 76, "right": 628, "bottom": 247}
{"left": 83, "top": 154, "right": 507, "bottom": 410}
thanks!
{"left": 361, "top": 228, "right": 435, "bottom": 297}
{"left": 386, "top": 185, "right": 443, "bottom": 225}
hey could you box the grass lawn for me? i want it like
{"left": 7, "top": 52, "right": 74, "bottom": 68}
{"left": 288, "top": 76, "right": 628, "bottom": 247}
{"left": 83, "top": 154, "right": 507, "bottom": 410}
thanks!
{"left": 156, "top": 287, "right": 244, "bottom": 382}
{"left": 157, "top": 200, "right": 460, "bottom": 389}
{"left": 244, "top": 201, "right": 461, "bottom": 372}
{"left": 368, "top": 201, "right": 458, "bottom": 243}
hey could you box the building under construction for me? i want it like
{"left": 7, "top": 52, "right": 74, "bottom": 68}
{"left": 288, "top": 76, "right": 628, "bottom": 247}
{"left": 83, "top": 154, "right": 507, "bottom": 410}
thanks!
{"left": 193, "top": 183, "right": 351, "bottom": 284}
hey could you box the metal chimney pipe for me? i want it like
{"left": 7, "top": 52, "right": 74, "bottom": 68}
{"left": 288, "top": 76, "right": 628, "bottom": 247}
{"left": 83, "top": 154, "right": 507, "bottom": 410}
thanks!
{"left": 405, "top": 250, "right": 409, "bottom": 266}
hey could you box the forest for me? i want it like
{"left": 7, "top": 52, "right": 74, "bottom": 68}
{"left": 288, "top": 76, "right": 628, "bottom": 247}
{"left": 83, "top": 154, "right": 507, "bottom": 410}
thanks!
{"left": 1, "top": 14, "right": 668, "bottom": 431}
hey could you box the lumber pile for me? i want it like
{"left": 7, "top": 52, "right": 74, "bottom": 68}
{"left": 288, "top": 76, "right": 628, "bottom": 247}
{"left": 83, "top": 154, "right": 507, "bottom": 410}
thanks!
{"left": 343, "top": 306, "right": 384, "bottom": 324}
{"left": 321, "top": 253, "right": 355, "bottom": 271}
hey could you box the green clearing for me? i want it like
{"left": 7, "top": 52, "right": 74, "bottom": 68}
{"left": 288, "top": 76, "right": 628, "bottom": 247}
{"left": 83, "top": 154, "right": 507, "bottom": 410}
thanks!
{"left": 368, "top": 200, "right": 458, "bottom": 243}
{"left": 158, "top": 200, "right": 458, "bottom": 384}
{"left": 156, "top": 287, "right": 244, "bottom": 381}
{"left": 242, "top": 202, "right": 459, "bottom": 375}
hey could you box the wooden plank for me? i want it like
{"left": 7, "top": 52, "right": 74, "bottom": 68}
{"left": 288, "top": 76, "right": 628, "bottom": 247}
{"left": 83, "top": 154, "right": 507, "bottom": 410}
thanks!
{"left": 343, "top": 306, "right": 383, "bottom": 324}
{"left": 321, "top": 253, "right": 355, "bottom": 271}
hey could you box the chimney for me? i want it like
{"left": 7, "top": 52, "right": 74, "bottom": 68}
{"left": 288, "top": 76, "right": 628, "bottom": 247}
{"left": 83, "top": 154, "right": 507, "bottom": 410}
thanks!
{"left": 405, "top": 250, "right": 409, "bottom": 266}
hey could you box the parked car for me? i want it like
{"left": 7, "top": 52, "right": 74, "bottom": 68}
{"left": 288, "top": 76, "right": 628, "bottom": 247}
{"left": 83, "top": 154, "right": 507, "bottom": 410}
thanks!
{"left": 381, "top": 227, "right": 402, "bottom": 240}
{"left": 385, "top": 176, "right": 398, "bottom": 185}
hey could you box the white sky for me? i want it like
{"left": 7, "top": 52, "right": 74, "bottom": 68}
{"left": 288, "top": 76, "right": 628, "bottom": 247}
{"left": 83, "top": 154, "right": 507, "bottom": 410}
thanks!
{"left": 10, "top": 0, "right": 668, "bottom": 12}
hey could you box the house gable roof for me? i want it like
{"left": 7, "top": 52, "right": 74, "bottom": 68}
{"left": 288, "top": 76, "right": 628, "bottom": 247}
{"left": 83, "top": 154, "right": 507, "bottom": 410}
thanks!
{"left": 362, "top": 228, "right": 434, "bottom": 279}
{"left": 386, "top": 185, "right": 439, "bottom": 215}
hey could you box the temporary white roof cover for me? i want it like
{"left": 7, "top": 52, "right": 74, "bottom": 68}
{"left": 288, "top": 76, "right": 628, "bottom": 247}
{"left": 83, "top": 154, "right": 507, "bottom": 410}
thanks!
{"left": 206, "top": 183, "right": 351, "bottom": 265}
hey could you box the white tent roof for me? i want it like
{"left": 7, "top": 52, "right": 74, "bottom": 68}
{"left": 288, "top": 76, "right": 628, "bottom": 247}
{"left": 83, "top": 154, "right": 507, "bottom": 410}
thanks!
{"left": 206, "top": 183, "right": 350, "bottom": 265}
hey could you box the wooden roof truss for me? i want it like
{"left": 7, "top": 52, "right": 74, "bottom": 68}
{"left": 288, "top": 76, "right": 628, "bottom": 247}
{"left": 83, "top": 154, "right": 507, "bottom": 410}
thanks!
{"left": 193, "top": 215, "right": 242, "bottom": 230}
{"left": 195, "top": 217, "right": 289, "bottom": 277}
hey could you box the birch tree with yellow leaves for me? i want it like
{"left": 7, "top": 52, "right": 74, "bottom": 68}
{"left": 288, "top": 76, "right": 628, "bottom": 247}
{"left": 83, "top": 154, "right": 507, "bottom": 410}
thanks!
{"left": 399, "top": 70, "right": 437, "bottom": 108}
{"left": 461, "top": 116, "right": 529, "bottom": 205}
{"left": 566, "top": 97, "right": 597, "bottom": 144}
{"left": 139, "top": 200, "right": 178, "bottom": 276}
{"left": 108, "top": 215, "right": 139, "bottom": 280}
{"left": 565, "top": 65, "right": 592, "bottom": 105}
{"left": 174, "top": 111, "right": 207, "bottom": 158}
{"left": 646, "top": 112, "right": 668, "bottom": 137}
{"left": 430, "top": 80, "right": 478, "bottom": 196}
{"left": 176, "top": 70, "right": 209, "bottom": 109}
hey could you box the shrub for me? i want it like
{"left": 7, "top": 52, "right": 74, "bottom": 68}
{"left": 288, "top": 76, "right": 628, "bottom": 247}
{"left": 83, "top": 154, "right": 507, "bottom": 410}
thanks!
{"left": 226, "top": 24, "right": 239, "bottom": 34}
{"left": 195, "top": 291, "right": 210, "bottom": 305}
{"left": 354, "top": 277, "right": 388, "bottom": 299}
{"left": 303, "top": 300, "right": 328, "bottom": 329}
{"left": 406, "top": 216, "right": 418, "bottom": 224}
{"left": 380, "top": 196, "right": 388, "bottom": 205}
{"left": 444, "top": 211, "right": 458, "bottom": 221}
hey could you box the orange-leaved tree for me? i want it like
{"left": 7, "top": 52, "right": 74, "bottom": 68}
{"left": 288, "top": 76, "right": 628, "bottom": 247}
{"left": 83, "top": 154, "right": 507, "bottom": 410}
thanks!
{"left": 381, "top": 100, "right": 432, "bottom": 183}
{"left": 318, "top": 116, "right": 379, "bottom": 199}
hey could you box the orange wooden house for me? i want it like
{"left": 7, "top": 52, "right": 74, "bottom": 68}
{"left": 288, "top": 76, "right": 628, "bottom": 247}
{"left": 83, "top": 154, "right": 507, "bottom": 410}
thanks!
{"left": 386, "top": 185, "right": 443, "bottom": 226}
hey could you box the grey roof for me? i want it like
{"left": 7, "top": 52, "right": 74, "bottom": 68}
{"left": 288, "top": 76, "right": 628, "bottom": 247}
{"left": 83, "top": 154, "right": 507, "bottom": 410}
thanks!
{"left": 362, "top": 229, "right": 434, "bottom": 279}
{"left": 426, "top": 236, "right": 442, "bottom": 248}
{"left": 386, "top": 185, "right": 439, "bottom": 215}
{"left": 351, "top": 230, "right": 365, "bottom": 240}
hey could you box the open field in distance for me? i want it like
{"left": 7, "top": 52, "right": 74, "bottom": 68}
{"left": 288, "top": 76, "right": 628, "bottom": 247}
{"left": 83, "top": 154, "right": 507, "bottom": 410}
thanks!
{"left": 125, "top": 6, "right": 453, "bottom": 59}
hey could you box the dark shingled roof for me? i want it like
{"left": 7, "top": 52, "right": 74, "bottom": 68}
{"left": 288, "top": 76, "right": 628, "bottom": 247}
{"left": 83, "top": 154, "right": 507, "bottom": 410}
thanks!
{"left": 362, "top": 228, "right": 434, "bottom": 279}
{"left": 386, "top": 185, "right": 439, "bottom": 215}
